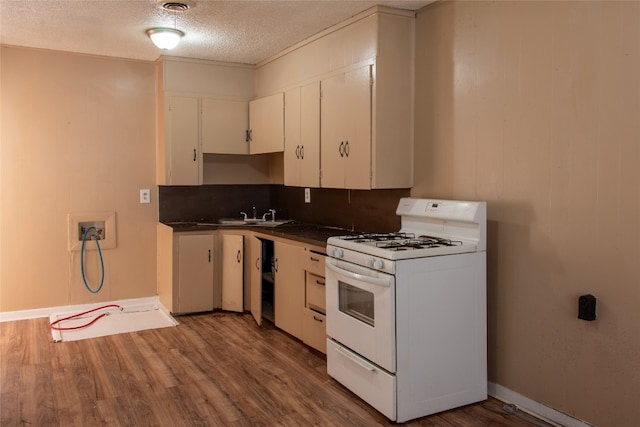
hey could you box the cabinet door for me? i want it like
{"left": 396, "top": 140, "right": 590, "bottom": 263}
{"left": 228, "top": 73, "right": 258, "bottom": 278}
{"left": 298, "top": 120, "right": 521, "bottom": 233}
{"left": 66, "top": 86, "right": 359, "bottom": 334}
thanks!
{"left": 320, "top": 66, "right": 372, "bottom": 189}
{"left": 221, "top": 234, "right": 244, "bottom": 312}
{"left": 284, "top": 82, "right": 321, "bottom": 187}
{"left": 343, "top": 65, "right": 372, "bottom": 189}
{"left": 249, "top": 235, "right": 262, "bottom": 325}
{"left": 166, "top": 96, "right": 201, "bottom": 185}
{"left": 284, "top": 87, "right": 301, "bottom": 185}
{"left": 274, "top": 241, "right": 305, "bottom": 339}
{"left": 176, "top": 233, "right": 213, "bottom": 313}
{"left": 299, "top": 81, "right": 321, "bottom": 187}
{"left": 248, "top": 93, "right": 284, "bottom": 154}
{"left": 201, "top": 98, "right": 249, "bottom": 154}
{"left": 320, "top": 73, "right": 347, "bottom": 188}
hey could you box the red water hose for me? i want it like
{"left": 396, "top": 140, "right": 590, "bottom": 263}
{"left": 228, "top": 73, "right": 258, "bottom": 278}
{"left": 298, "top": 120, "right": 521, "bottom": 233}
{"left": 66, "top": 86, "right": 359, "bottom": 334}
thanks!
{"left": 49, "top": 304, "right": 122, "bottom": 331}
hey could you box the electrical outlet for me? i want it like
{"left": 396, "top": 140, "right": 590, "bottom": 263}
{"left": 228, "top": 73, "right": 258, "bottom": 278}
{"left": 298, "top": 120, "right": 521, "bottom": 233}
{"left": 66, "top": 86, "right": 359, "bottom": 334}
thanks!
{"left": 140, "top": 189, "right": 150, "bottom": 204}
{"left": 304, "top": 188, "right": 311, "bottom": 203}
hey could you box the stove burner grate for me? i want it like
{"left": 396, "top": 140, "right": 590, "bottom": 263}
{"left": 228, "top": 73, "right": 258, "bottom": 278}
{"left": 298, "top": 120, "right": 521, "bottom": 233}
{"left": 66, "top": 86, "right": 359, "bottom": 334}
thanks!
{"left": 375, "top": 235, "right": 463, "bottom": 251}
{"left": 340, "top": 232, "right": 414, "bottom": 243}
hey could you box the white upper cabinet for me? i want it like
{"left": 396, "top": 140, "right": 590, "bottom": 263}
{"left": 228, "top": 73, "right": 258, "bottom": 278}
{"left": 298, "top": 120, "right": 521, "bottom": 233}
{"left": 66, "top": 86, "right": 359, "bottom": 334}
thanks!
{"left": 257, "top": 8, "right": 415, "bottom": 189}
{"left": 284, "top": 81, "right": 321, "bottom": 187}
{"left": 163, "top": 96, "right": 201, "bottom": 186}
{"left": 201, "top": 98, "right": 249, "bottom": 155}
{"left": 248, "top": 93, "right": 284, "bottom": 154}
{"left": 155, "top": 57, "right": 255, "bottom": 185}
{"left": 320, "top": 66, "right": 372, "bottom": 189}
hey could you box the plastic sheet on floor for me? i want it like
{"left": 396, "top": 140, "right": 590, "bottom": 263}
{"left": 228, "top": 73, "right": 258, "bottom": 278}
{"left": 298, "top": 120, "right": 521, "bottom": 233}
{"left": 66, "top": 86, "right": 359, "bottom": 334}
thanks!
{"left": 49, "top": 302, "right": 178, "bottom": 342}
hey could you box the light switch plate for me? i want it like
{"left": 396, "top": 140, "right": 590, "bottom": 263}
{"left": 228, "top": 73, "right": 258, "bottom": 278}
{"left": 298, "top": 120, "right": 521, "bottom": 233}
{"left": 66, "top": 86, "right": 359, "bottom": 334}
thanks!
{"left": 304, "top": 188, "right": 311, "bottom": 203}
{"left": 140, "top": 189, "right": 151, "bottom": 204}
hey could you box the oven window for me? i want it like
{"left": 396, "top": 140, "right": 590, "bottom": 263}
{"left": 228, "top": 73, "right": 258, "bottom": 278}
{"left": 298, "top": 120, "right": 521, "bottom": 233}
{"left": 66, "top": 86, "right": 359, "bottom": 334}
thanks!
{"left": 338, "top": 281, "right": 374, "bottom": 327}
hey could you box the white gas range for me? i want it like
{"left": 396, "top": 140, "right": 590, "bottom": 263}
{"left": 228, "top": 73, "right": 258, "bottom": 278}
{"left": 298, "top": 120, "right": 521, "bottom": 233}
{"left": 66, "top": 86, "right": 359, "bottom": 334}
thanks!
{"left": 325, "top": 198, "right": 487, "bottom": 422}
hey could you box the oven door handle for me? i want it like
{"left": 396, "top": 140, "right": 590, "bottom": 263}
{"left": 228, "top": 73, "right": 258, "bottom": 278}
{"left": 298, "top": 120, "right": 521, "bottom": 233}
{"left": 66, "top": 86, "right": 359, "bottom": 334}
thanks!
{"left": 326, "top": 262, "right": 392, "bottom": 288}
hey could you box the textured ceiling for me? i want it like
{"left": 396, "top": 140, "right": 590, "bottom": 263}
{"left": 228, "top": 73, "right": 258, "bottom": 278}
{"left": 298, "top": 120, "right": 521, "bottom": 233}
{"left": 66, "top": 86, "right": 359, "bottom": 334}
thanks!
{"left": 0, "top": 0, "right": 434, "bottom": 64}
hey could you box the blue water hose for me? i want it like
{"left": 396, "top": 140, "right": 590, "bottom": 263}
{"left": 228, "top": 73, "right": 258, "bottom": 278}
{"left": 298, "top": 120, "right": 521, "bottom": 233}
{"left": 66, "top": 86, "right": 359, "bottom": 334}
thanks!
{"left": 80, "top": 226, "right": 105, "bottom": 294}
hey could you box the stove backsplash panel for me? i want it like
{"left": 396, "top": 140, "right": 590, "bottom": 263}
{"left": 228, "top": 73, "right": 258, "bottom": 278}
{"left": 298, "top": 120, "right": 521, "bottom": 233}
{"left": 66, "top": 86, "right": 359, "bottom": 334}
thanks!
{"left": 159, "top": 185, "right": 409, "bottom": 232}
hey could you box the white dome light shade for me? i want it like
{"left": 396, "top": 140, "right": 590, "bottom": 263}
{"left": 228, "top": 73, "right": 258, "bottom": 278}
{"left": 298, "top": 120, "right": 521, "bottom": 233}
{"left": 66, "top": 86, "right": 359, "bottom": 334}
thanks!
{"left": 146, "top": 28, "right": 185, "bottom": 50}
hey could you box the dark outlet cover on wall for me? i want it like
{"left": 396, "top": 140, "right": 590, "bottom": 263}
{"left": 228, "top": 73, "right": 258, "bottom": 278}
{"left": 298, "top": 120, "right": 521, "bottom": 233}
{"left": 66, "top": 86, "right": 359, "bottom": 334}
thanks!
{"left": 578, "top": 294, "right": 597, "bottom": 321}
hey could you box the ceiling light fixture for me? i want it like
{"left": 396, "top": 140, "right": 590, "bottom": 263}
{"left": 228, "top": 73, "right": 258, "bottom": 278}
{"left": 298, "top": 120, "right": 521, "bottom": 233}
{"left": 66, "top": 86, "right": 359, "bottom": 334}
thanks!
{"left": 146, "top": 28, "right": 185, "bottom": 50}
{"left": 146, "top": 1, "right": 193, "bottom": 50}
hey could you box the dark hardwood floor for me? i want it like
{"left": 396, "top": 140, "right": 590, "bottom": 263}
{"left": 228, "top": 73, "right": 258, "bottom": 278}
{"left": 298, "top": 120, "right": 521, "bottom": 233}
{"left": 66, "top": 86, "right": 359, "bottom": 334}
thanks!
{"left": 1, "top": 312, "right": 545, "bottom": 426}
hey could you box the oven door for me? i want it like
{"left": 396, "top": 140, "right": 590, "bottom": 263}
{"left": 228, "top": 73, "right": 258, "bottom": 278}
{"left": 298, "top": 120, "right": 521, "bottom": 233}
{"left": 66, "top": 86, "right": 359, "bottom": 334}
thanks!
{"left": 325, "top": 258, "right": 395, "bottom": 373}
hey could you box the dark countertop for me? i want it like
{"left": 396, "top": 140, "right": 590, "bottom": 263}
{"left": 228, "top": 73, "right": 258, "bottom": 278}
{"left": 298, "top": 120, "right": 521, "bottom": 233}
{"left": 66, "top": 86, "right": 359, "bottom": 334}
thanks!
{"left": 160, "top": 220, "right": 355, "bottom": 249}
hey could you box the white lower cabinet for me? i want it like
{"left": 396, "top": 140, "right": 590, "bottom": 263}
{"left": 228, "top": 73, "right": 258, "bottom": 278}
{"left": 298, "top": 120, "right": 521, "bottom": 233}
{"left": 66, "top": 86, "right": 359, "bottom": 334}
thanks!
{"left": 221, "top": 233, "right": 244, "bottom": 312}
{"left": 174, "top": 232, "right": 215, "bottom": 314}
{"left": 301, "top": 251, "right": 327, "bottom": 354}
{"left": 247, "top": 237, "right": 327, "bottom": 353}
{"left": 273, "top": 241, "right": 305, "bottom": 339}
{"left": 249, "top": 235, "right": 265, "bottom": 325}
{"left": 303, "top": 309, "right": 326, "bottom": 353}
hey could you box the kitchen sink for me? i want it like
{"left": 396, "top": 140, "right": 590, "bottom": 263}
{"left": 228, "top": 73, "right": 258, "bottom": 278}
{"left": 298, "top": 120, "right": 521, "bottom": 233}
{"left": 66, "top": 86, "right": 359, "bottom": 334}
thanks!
{"left": 218, "top": 218, "right": 291, "bottom": 227}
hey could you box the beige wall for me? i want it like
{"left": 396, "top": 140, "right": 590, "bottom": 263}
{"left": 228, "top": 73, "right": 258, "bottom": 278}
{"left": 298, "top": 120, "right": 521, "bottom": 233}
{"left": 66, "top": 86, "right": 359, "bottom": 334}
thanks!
{"left": 414, "top": 1, "right": 640, "bottom": 425}
{"left": 1, "top": 47, "right": 158, "bottom": 311}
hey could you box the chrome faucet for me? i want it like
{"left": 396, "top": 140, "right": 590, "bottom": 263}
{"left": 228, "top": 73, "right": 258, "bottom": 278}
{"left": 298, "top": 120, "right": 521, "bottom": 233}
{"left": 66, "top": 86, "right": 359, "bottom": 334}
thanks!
{"left": 262, "top": 209, "right": 277, "bottom": 222}
{"left": 240, "top": 211, "right": 248, "bottom": 220}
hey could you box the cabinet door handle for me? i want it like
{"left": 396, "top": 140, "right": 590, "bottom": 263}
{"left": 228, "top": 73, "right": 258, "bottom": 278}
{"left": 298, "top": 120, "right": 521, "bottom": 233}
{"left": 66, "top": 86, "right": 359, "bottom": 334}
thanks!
{"left": 300, "top": 145, "right": 304, "bottom": 159}
{"left": 344, "top": 141, "right": 349, "bottom": 157}
{"left": 313, "top": 315, "right": 324, "bottom": 323}
{"left": 193, "top": 148, "right": 197, "bottom": 162}
{"left": 310, "top": 256, "right": 320, "bottom": 263}
{"left": 246, "top": 129, "right": 252, "bottom": 142}
{"left": 295, "top": 145, "right": 300, "bottom": 159}
{"left": 315, "top": 279, "right": 325, "bottom": 286}
{"left": 274, "top": 258, "right": 278, "bottom": 273}
{"left": 236, "top": 250, "right": 241, "bottom": 263}
{"left": 255, "top": 257, "right": 260, "bottom": 270}
{"left": 338, "top": 141, "right": 345, "bottom": 157}
{"left": 208, "top": 249, "right": 211, "bottom": 263}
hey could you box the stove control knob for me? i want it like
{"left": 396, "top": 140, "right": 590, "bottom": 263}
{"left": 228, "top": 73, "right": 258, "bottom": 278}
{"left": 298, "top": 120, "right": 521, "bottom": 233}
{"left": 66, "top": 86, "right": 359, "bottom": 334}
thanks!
{"left": 333, "top": 248, "right": 344, "bottom": 259}
{"left": 373, "top": 259, "right": 384, "bottom": 270}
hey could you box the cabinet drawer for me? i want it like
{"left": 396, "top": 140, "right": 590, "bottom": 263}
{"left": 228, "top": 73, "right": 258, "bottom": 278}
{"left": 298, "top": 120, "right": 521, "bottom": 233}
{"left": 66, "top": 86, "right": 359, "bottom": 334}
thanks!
{"left": 303, "top": 309, "right": 327, "bottom": 354}
{"left": 302, "top": 251, "right": 325, "bottom": 276}
{"left": 306, "top": 272, "right": 326, "bottom": 313}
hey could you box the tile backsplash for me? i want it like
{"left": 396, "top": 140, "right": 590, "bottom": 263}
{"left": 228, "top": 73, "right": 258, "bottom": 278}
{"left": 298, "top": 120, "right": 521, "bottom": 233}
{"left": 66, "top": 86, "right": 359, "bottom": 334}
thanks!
{"left": 159, "top": 185, "right": 409, "bottom": 232}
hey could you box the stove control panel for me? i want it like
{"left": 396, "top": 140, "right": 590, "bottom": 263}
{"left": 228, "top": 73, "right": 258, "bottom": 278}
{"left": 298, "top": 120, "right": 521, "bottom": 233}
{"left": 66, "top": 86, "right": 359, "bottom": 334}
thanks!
{"left": 329, "top": 247, "right": 344, "bottom": 259}
{"left": 367, "top": 258, "right": 385, "bottom": 271}
{"left": 326, "top": 245, "right": 395, "bottom": 275}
